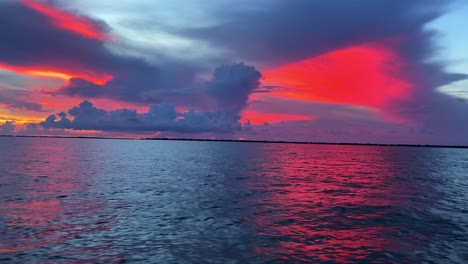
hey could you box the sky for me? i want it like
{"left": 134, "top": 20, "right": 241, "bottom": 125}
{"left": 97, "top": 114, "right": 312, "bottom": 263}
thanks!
{"left": 0, "top": 0, "right": 467, "bottom": 145}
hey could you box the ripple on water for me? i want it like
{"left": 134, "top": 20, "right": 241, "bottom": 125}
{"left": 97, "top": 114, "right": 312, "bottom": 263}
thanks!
{"left": 0, "top": 138, "right": 467, "bottom": 263}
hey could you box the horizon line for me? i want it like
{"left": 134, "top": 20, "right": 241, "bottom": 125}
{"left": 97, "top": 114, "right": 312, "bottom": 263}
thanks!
{"left": 1, "top": 134, "right": 468, "bottom": 149}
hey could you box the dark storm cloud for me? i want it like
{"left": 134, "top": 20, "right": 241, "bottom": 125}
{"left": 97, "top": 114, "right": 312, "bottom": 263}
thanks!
{"left": 40, "top": 100, "right": 242, "bottom": 133}
{"left": 57, "top": 61, "right": 197, "bottom": 104}
{"left": 61, "top": 63, "right": 262, "bottom": 113}
{"left": 0, "top": 1, "right": 109, "bottom": 68}
{"left": 184, "top": 0, "right": 445, "bottom": 66}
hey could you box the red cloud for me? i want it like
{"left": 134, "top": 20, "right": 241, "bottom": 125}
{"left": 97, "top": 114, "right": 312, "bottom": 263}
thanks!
{"left": 20, "top": 0, "right": 110, "bottom": 41}
{"left": 263, "top": 42, "right": 413, "bottom": 110}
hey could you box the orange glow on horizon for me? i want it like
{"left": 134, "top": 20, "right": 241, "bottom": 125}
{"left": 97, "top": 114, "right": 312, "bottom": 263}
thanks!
{"left": 20, "top": 0, "right": 111, "bottom": 41}
{"left": 0, "top": 63, "right": 112, "bottom": 85}
{"left": 263, "top": 43, "right": 413, "bottom": 109}
{"left": 0, "top": 114, "right": 44, "bottom": 124}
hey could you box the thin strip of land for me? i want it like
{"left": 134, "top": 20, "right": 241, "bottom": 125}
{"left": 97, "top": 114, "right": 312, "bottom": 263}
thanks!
{"left": 1, "top": 134, "right": 468, "bottom": 149}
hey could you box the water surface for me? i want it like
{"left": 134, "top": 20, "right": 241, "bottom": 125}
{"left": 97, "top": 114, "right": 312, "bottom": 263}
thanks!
{"left": 1, "top": 137, "right": 467, "bottom": 263}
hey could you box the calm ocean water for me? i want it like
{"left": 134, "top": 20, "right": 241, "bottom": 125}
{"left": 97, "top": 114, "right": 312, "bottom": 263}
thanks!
{"left": 0, "top": 137, "right": 467, "bottom": 263}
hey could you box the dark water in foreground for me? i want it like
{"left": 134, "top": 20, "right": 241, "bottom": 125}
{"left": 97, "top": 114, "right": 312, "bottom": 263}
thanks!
{"left": 0, "top": 138, "right": 468, "bottom": 263}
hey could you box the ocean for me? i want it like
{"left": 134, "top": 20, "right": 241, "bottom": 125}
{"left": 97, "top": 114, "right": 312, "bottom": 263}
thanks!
{"left": 0, "top": 137, "right": 467, "bottom": 263}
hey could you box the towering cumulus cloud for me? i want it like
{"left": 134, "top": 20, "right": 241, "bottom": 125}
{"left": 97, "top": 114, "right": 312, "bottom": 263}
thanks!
{"left": 206, "top": 63, "right": 262, "bottom": 113}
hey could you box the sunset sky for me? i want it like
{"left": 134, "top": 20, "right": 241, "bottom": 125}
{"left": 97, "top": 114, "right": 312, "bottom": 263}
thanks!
{"left": 1, "top": 0, "right": 467, "bottom": 144}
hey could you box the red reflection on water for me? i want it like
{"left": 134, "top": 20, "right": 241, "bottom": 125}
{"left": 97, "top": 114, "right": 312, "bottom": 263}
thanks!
{"left": 3, "top": 200, "right": 61, "bottom": 228}
{"left": 0, "top": 139, "right": 113, "bottom": 255}
{"left": 247, "top": 144, "right": 425, "bottom": 262}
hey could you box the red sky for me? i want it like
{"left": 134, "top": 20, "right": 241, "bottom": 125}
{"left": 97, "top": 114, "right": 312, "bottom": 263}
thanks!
{"left": 263, "top": 43, "right": 413, "bottom": 110}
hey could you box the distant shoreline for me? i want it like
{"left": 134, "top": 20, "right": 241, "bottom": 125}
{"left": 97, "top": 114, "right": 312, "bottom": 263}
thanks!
{"left": 1, "top": 134, "right": 468, "bottom": 149}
